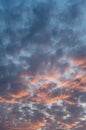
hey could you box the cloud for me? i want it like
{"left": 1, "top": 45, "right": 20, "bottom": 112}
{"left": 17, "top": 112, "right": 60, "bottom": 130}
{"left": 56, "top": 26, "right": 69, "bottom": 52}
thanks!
{"left": 69, "top": 45, "right": 86, "bottom": 70}
{"left": 59, "top": 0, "right": 81, "bottom": 24}
{"left": 0, "top": 74, "right": 28, "bottom": 103}
{"left": 0, "top": 0, "right": 86, "bottom": 130}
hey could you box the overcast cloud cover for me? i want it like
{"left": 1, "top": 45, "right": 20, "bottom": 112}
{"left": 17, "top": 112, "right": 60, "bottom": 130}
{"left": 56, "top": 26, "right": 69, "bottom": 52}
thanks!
{"left": 0, "top": 0, "right": 86, "bottom": 130}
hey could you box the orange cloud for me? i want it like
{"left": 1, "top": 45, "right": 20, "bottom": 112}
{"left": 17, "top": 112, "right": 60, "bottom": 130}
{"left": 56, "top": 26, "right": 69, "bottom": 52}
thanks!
{"left": 61, "top": 122, "right": 77, "bottom": 129}
{"left": 0, "top": 96, "right": 15, "bottom": 103}
{"left": 32, "top": 85, "right": 70, "bottom": 104}
{"left": 69, "top": 56, "right": 86, "bottom": 70}
{"left": 28, "top": 120, "right": 46, "bottom": 130}
{"left": 5, "top": 120, "right": 46, "bottom": 130}
{"left": 10, "top": 91, "right": 29, "bottom": 99}
{"left": 60, "top": 72, "right": 86, "bottom": 93}
{"left": 19, "top": 66, "right": 61, "bottom": 87}
{"left": 45, "top": 94, "right": 70, "bottom": 104}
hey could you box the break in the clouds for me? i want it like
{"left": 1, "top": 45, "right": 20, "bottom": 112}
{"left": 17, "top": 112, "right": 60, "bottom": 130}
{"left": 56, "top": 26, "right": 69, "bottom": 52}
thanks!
{"left": 0, "top": 0, "right": 86, "bottom": 130}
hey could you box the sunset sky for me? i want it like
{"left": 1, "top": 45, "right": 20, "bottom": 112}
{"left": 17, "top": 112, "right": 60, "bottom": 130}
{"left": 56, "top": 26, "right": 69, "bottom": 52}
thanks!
{"left": 0, "top": 0, "right": 86, "bottom": 130}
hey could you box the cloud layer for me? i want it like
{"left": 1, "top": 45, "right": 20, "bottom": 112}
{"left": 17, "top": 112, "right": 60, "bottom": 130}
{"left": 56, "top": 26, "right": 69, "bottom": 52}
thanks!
{"left": 0, "top": 0, "right": 86, "bottom": 130}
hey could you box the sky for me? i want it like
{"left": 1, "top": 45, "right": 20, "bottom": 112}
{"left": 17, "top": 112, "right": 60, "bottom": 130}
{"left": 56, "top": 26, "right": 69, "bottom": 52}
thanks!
{"left": 0, "top": 0, "right": 86, "bottom": 130}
